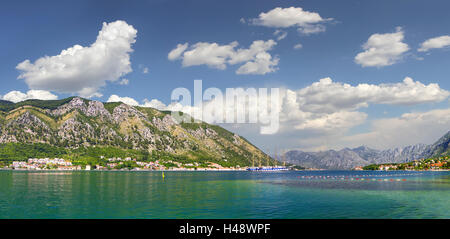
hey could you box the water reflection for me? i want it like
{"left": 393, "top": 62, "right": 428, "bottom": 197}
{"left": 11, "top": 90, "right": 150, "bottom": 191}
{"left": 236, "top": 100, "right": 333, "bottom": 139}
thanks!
{"left": 0, "top": 171, "right": 448, "bottom": 218}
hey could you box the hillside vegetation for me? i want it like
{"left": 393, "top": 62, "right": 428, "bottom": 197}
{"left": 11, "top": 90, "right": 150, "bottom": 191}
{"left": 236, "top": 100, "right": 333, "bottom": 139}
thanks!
{"left": 0, "top": 97, "right": 274, "bottom": 167}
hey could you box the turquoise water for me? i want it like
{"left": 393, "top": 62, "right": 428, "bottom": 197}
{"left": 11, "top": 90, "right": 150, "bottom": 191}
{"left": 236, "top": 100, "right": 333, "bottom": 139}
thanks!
{"left": 0, "top": 170, "right": 448, "bottom": 218}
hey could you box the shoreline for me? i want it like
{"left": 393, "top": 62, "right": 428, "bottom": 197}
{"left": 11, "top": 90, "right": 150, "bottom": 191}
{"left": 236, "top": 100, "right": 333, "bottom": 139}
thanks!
{"left": 1, "top": 168, "right": 448, "bottom": 172}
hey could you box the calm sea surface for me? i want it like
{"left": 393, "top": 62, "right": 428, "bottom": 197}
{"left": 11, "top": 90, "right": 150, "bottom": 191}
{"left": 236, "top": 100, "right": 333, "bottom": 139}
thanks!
{"left": 0, "top": 170, "right": 448, "bottom": 218}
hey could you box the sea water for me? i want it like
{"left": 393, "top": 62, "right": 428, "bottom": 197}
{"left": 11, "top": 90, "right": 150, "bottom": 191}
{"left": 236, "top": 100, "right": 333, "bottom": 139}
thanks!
{"left": 0, "top": 170, "right": 448, "bottom": 218}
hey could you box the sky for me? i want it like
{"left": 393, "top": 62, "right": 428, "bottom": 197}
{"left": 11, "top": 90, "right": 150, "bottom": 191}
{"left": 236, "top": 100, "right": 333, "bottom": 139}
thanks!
{"left": 1, "top": 0, "right": 450, "bottom": 152}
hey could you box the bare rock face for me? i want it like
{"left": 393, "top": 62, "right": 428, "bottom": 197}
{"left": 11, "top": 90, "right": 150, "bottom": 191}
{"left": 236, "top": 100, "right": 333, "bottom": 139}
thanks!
{"left": 113, "top": 104, "right": 148, "bottom": 123}
{"left": 58, "top": 118, "right": 94, "bottom": 141}
{"left": 152, "top": 115, "right": 177, "bottom": 131}
{"left": 86, "top": 101, "right": 111, "bottom": 119}
{"left": 10, "top": 111, "right": 48, "bottom": 128}
{"left": 137, "top": 127, "right": 156, "bottom": 143}
{"left": 206, "top": 128, "right": 218, "bottom": 138}
{"left": 188, "top": 128, "right": 206, "bottom": 139}
{"left": 232, "top": 134, "right": 242, "bottom": 145}
{"left": 52, "top": 97, "right": 112, "bottom": 119}
{"left": 52, "top": 97, "right": 86, "bottom": 116}
{"left": 2, "top": 111, "right": 53, "bottom": 143}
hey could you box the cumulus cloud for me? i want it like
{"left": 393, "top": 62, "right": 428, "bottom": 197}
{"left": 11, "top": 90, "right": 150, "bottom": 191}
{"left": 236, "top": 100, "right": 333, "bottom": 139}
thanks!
{"left": 16, "top": 20, "right": 137, "bottom": 98}
{"left": 178, "top": 42, "right": 238, "bottom": 69}
{"left": 418, "top": 35, "right": 450, "bottom": 52}
{"left": 107, "top": 94, "right": 139, "bottom": 106}
{"left": 106, "top": 95, "right": 189, "bottom": 113}
{"left": 168, "top": 43, "right": 189, "bottom": 61}
{"left": 294, "top": 111, "right": 367, "bottom": 131}
{"left": 141, "top": 98, "right": 167, "bottom": 110}
{"left": 128, "top": 77, "right": 447, "bottom": 135}
{"left": 251, "top": 7, "right": 330, "bottom": 35}
{"left": 236, "top": 52, "right": 279, "bottom": 75}
{"left": 279, "top": 88, "right": 367, "bottom": 134}
{"left": 355, "top": 27, "right": 409, "bottom": 67}
{"left": 266, "top": 76, "right": 449, "bottom": 148}
{"left": 2, "top": 90, "right": 58, "bottom": 103}
{"left": 341, "top": 108, "right": 450, "bottom": 150}
{"left": 274, "top": 78, "right": 448, "bottom": 150}
{"left": 294, "top": 77, "right": 449, "bottom": 113}
{"left": 110, "top": 77, "right": 448, "bottom": 133}
{"left": 168, "top": 40, "right": 279, "bottom": 75}
{"left": 105, "top": 76, "right": 448, "bottom": 150}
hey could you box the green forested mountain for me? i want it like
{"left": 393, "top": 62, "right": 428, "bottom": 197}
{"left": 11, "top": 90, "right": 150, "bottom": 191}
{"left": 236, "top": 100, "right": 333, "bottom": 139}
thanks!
{"left": 0, "top": 97, "right": 272, "bottom": 167}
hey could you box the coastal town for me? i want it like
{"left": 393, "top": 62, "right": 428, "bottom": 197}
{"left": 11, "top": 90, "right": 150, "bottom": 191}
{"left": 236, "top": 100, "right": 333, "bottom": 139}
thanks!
{"left": 359, "top": 156, "right": 450, "bottom": 171}
{"left": 4, "top": 157, "right": 247, "bottom": 171}
{"left": 4, "top": 155, "right": 449, "bottom": 172}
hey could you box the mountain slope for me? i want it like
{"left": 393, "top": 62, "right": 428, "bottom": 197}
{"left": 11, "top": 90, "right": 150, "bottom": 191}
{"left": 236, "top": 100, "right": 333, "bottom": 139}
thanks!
{"left": 285, "top": 132, "right": 450, "bottom": 170}
{"left": 423, "top": 131, "right": 450, "bottom": 157}
{"left": 0, "top": 97, "right": 272, "bottom": 167}
{"left": 285, "top": 149, "right": 369, "bottom": 170}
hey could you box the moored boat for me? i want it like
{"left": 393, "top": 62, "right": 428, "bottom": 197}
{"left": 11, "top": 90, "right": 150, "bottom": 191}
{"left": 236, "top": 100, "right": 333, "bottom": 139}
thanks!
{"left": 246, "top": 166, "right": 289, "bottom": 171}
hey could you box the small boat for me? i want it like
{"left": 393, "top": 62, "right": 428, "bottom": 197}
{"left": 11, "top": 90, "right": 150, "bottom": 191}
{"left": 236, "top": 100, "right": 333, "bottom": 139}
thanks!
{"left": 247, "top": 148, "right": 289, "bottom": 172}
{"left": 247, "top": 166, "right": 289, "bottom": 172}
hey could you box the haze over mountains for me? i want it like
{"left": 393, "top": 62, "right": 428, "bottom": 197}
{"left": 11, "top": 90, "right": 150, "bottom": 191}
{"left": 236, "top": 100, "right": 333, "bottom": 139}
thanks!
{"left": 285, "top": 131, "right": 450, "bottom": 169}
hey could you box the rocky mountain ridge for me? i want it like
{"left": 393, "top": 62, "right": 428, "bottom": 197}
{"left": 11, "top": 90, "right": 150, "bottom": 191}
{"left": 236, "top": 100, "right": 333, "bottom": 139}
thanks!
{"left": 285, "top": 131, "right": 450, "bottom": 169}
{"left": 0, "top": 97, "right": 271, "bottom": 166}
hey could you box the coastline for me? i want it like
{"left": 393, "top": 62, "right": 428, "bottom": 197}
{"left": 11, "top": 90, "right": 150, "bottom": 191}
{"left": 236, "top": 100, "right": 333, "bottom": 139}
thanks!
{"left": 1, "top": 168, "right": 448, "bottom": 172}
{"left": 0, "top": 168, "right": 248, "bottom": 172}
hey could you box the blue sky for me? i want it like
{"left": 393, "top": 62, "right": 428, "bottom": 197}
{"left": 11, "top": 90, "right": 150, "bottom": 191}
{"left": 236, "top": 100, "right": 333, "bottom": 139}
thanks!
{"left": 1, "top": 0, "right": 449, "bottom": 151}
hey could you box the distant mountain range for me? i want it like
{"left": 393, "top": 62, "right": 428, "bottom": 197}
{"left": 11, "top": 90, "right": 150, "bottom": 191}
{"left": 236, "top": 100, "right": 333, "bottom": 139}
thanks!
{"left": 285, "top": 131, "right": 450, "bottom": 170}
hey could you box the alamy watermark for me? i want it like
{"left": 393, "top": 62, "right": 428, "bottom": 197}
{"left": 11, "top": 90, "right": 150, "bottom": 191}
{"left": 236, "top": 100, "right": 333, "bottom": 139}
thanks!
{"left": 170, "top": 80, "right": 280, "bottom": 134}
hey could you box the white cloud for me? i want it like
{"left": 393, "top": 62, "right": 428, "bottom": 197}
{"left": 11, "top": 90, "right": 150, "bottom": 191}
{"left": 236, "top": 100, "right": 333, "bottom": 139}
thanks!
{"left": 297, "top": 24, "right": 326, "bottom": 35}
{"left": 251, "top": 7, "right": 330, "bottom": 35}
{"left": 168, "top": 43, "right": 189, "bottom": 61}
{"left": 282, "top": 77, "right": 449, "bottom": 150}
{"left": 142, "top": 67, "right": 149, "bottom": 74}
{"left": 418, "top": 35, "right": 450, "bottom": 52}
{"left": 266, "top": 77, "right": 449, "bottom": 148}
{"left": 16, "top": 20, "right": 137, "bottom": 98}
{"left": 273, "top": 30, "right": 288, "bottom": 40}
{"left": 105, "top": 76, "right": 448, "bottom": 150}
{"left": 179, "top": 42, "right": 238, "bottom": 69}
{"left": 355, "top": 27, "right": 409, "bottom": 67}
{"left": 107, "top": 95, "right": 194, "bottom": 114}
{"left": 2, "top": 90, "right": 58, "bottom": 103}
{"left": 341, "top": 108, "right": 450, "bottom": 150}
{"left": 111, "top": 77, "right": 448, "bottom": 133}
{"left": 168, "top": 40, "right": 279, "bottom": 75}
{"left": 279, "top": 88, "right": 367, "bottom": 134}
{"left": 119, "top": 78, "right": 129, "bottom": 85}
{"left": 141, "top": 98, "right": 167, "bottom": 110}
{"left": 294, "top": 111, "right": 367, "bottom": 131}
{"left": 293, "top": 43, "right": 303, "bottom": 50}
{"left": 294, "top": 77, "right": 449, "bottom": 113}
{"left": 236, "top": 52, "right": 279, "bottom": 75}
{"left": 107, "top": 94, "right": 139, "bottom": 106}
